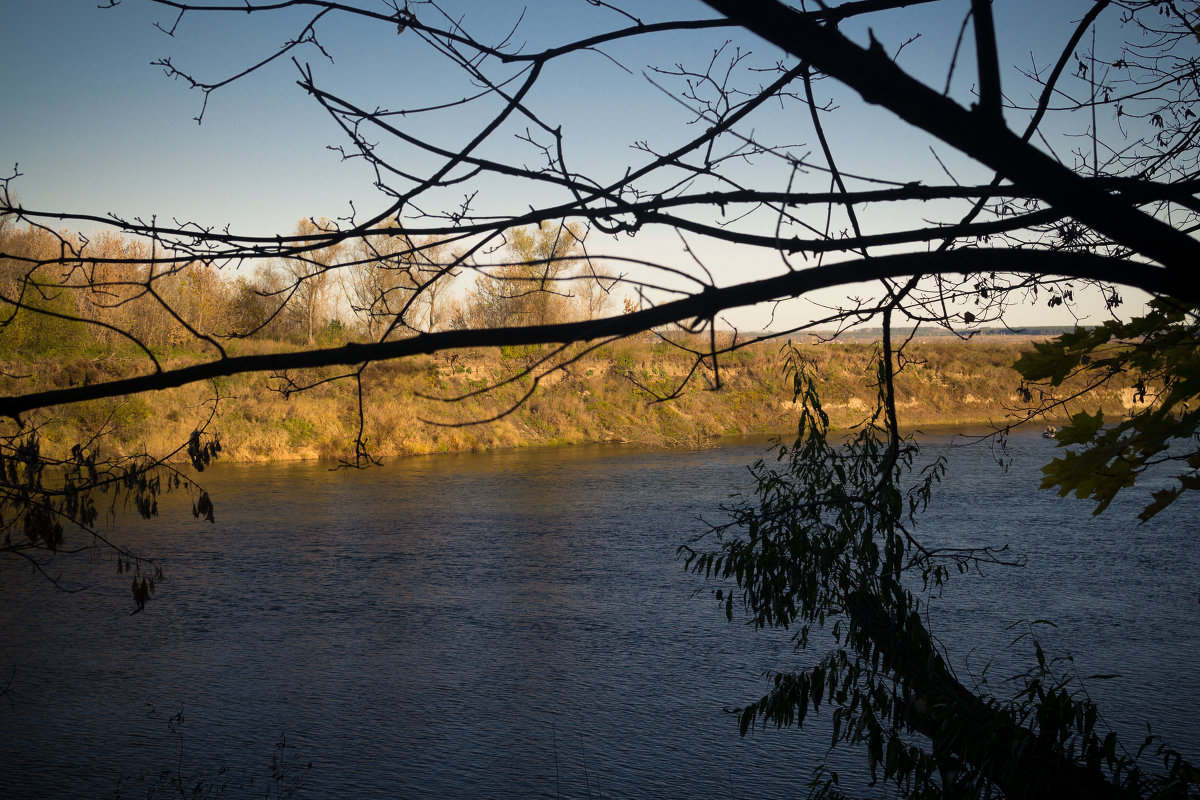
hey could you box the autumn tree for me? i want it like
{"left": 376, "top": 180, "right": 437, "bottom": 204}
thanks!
{"left": 277, "top": 217, "right": 346, "bottom": 345}
{"left": 463, "top": 221, "right": 587, "bottom": 328}
{"left": 576, "top": 263, "right": 617, "bottom": 322}
{"left": 346, "top": 233, "right": 455, "bottom": 338}
{"left": 224, "top": 274, "right": 273, "bottom": 338}
{"left": 0, "top": 222, "right": 89, "bottom": 357}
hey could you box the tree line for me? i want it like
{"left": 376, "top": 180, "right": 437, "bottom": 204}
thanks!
{"left": 0, "top": 215, "right": 614, "bottom": 357}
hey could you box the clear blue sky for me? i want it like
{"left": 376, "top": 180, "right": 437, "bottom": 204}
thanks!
{"left": 1, "top": 1, "right": 1146, "bottom": 330}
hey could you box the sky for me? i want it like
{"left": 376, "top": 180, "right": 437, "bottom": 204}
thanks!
{"left": 0, "top": 0, "right": 1156, "bottom": 332}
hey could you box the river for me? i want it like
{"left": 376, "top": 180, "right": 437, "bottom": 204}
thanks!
{"left": 0, "top": 431, "right": 1196, "bottom": 798}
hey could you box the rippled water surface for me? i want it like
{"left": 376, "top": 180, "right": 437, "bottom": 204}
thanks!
{"left": 1, "top": 432, "right": 1197, "bottom": 798}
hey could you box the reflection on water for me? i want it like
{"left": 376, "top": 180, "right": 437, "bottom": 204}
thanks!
{"left": 0, "top": 434, "right": 1196, "bottom": 798}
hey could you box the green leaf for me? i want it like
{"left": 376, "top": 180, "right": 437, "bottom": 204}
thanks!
{"left": 1055, "top": 409, "right": 1105, "bottom": 445}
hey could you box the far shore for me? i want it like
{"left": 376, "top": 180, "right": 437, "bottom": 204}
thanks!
{"left": 5, "top": 337, "right": 1135, "bottom": 464}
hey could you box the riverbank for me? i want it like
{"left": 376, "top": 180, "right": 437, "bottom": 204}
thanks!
{"left": 5, "top": 336, "right": 1139, "bottom": 463}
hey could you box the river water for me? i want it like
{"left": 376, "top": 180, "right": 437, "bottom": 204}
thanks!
{"left": 0, "top": 432, "right": 1196, "bottom": 798}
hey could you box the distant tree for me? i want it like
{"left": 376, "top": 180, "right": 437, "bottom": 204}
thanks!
{"left": 464, "top": 221, "right": 586, "bottom": 328}
{"left": 576, "top": 263, "right": 617, "bottom": 322}
{"left": 171, "top": 262, "right": 230, "bottom": 343}
{"left": 346, "top": 233, "right": 455, "bottom": 338}
{"left": 0, "top": 222, "right": 90, "bottom": 357}
{"left": 225, "top": 273, "right": 273, "bottom": 339}
{"left": 278, "top": 218, "right": 345, "bottom": 345}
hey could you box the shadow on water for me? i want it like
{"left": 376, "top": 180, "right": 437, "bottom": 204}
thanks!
{"left": 0, "top": 432, "right": 1196, "bottom": 798}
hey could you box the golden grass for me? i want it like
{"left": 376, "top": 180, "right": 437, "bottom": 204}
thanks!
{"left": 2, "top": 337, "right": 1138, "bottom": 463}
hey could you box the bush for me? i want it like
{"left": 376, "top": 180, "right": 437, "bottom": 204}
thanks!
{"left": 0, "top": 295, "right": 89, "bottom": 358}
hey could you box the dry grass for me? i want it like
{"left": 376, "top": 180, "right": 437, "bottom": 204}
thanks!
{"left": 2, "top": 337, "right": 1137, "bottom": 463}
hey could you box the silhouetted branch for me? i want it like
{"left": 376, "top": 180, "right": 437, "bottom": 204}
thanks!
{"left": 5, "top": 248, "right": 1192, "bottom": 421}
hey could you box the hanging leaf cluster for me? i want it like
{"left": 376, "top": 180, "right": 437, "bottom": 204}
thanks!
{"left": 0, "top": 427, "right": 221, "bottom": 611}
{"left": 681, "top": 347, "right": 1198, "bottom": 799}
{"left": 1015, "top": 299, "right": 1200, "bottom": 521}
